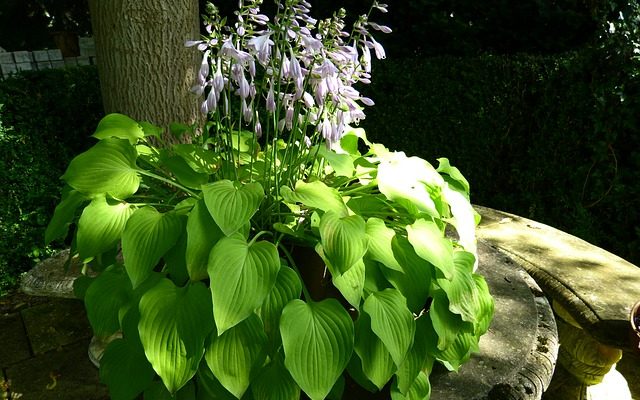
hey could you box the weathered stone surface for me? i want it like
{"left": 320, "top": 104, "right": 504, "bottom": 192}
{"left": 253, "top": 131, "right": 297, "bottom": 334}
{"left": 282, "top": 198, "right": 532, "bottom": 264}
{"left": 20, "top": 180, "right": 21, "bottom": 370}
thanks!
{"left": 20, "top": 249, "right": 83, "bottom": 298}
{"left": 0, "top": 313, "right": 31, "bottom": 367}
{"left": 475, "top": 205, "right": 640, "bottom": 352}
{"left": 21, "top": 298, "right": 91, "bottom": 355}
{"left": 5, "top": 339, "right": 108, "bottom": 400}
{"left": 429, "top": 241, "right": 558, "bottom": 400}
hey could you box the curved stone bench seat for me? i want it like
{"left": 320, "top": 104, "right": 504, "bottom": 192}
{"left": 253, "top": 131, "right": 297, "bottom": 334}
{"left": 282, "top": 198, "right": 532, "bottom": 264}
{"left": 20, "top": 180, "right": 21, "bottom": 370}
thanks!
{"left": 475, "top": 205, "right": 640, "bottom": 399}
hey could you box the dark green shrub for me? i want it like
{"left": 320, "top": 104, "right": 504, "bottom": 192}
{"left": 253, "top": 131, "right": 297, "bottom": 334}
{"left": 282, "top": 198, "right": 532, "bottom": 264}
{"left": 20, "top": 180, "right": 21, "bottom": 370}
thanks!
{"left": 0, "top": 66, "right": 102, "bottom": 295}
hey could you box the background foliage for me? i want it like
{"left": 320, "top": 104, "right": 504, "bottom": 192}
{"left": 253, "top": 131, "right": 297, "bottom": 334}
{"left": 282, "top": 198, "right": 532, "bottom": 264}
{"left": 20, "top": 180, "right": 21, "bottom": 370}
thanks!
{"left": 0, "top": 67, "right": 101, "bottom": 294}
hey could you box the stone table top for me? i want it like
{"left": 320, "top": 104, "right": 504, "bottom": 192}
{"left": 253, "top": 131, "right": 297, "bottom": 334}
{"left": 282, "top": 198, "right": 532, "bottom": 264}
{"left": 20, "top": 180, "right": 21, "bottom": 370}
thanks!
{"left": 474, "top": 206, "right": 640, "bottom": 352}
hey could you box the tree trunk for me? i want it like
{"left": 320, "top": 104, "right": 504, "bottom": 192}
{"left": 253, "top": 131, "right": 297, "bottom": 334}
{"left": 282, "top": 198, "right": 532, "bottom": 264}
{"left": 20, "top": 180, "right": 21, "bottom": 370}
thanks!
{"left": 88, "top": 0, "right": 202, "bottom": 134}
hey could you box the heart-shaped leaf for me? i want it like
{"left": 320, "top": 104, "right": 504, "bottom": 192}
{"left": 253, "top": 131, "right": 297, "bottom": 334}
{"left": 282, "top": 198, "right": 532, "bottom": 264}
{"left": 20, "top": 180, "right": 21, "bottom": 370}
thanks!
{"left": 205, "top": 314, "right": 268, "bottom": 399}
{"left": 62, "top": 138, "right": 140, "bottom": 199}
{"left": 45, "top": 187, "right": 87, "bottom": 244}
{"left": 258, "top": 266, "right": 302, "bottom": 347}
{"left": 395, "top": 315, "right": 437, "bottom": 395}
{"left": 84, "top": 265, "right": 132, "bottom": 336}
{"left": 202, "top": 180, "right": 264, "bottom": 236}
{"left": 314, "top": 145, "right": 356, "bottom": 177}
{"left": 186, "top": 199, "right": 224, "bottom": 281}
{"left": 280, "top": 299, "right": 354, "bottom": 400}
{"left": 76, "top": 196, "right": 135, "bottom": 260}
{"left": 138, "top": 279, "right": 214, "bottom": 394}
{"left": 436, "top": 158, "right": 470, "bottom": 194}
{"left": 406, "top": 219, "right": 454, "bottom": 279}
{"left": 435, "top": 329, "right": 478, "bottom": 372}
{"left": 251, "top": 355, "right": 301, "bottom": 400}
{"left": 365, "top": 218, "right": 402, "bottom": 271}
{"left": 363, "top": 289, "right": 415, "bottom": 367}
{"left": 162, "top": 155, "right": 209, "bottom": 189}
{"left": 280, "top": 181, "right": 348, "bottom": 216}
{"left": 354, "top": 312, "right": 396, "bottom": 390}
{"left": 429, "top": 289, "right": 465, "bottom": 351}
{"left": 473, "top": 274, "right": 494, "bottom": 336}
{"left": 332, "top": 259, "right": 365, "bottom": 310}
{"left": 390, "top": 371, "right": 431, "bottom": 400}
{"left": 443, "top": 186, "right": 477, "bottom": 256}
{"left": 122, "top": 207, "right": 184, "bottom": 288}
{"left": 208, "top": 234, "right": 280, "bottom": 334}
{"left": 195, "top": 363, "right": 238, "bottom": 400}
{"left": 92, "top": 113, "right": 145, "bottom": 144}
{"left": 384, "top": 236, "right": 433, "bottom": 313}
{"left": 436, "top": 251, "right": 480, "bottom": 323}
{"left": 319, "top": 211, "right": 367, "bottom": 275}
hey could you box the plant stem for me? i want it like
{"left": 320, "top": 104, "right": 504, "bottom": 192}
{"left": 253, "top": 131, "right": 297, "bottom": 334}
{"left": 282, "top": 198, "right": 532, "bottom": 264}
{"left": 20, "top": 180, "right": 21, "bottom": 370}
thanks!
{"left": 137, "top": 169, "right": 200, "bottom": 198}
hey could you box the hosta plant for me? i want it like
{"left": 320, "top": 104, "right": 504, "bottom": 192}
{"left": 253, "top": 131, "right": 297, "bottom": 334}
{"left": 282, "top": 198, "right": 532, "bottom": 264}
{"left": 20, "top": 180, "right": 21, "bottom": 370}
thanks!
{"left": 46, "top": 1, "right": 493, "bottom": 399}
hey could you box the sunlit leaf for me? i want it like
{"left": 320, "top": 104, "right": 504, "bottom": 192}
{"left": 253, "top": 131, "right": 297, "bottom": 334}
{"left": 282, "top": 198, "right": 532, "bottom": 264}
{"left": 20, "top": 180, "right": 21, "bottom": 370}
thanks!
{"left": 76, "top": 196, "right": 135, "bottom": 260}
{"left": 205, "top": 314, "right": 268, "bottom": 398}
{"left": 385, "top": 236, "right": 433, "bottom": 313}
{"left": 390, "top": 371, "right": 431, "bottom": 400}
{"left": 280, "top": 299, "right": 354, "bottom": 400}
{"left": 365, "top": 218, "right": 402, "bottom": 271}
{"left": 208, "top": 234, "right": 280, "bottom": 333}
{"left": 92, "top": 113, "right": 145, "bottom": 144}
{"left": 162, "top": 155, "right": 209, "bottom": 189}
{"left": 429, "top": 289, "right": 465, "bottom": 351}
{"left": 202, "top": 180, "right": 264, "bottom": 236}
{"left": 62, "top": 138, "right": 140, "bottom": 199}
{"left": 436, "top": 251, "right": 480, "bottom": 323}
{"left": 395, "top": 315, "right": 436, "bottom": 395}
{"left": 258, "top": 266, "right": 302, "bottom": 347}
{"left": 138, "top": 279, "right": 214, "bottom": 394}
{"left": 406, "top": 219, "right": 454, "bottom": 279}
{"left": 436, "top": 158, "right": 470, "bottom": 194}
{"left": 319, "top": 211, "right": 367, "bottom": 275}
{"left": 280, "top": 180, "right": 348, "bottom": 216}
{"left": 122, "top": 207, "right": 184, "bottom": 288}
{"left": 314, "top": 145, "right": 356, "bottom": 177}
{"left": 363, "top": 289, "right": 415, "bottom": 367}
{"left": 354, "top": 313, "right": 396, "bottom": 389}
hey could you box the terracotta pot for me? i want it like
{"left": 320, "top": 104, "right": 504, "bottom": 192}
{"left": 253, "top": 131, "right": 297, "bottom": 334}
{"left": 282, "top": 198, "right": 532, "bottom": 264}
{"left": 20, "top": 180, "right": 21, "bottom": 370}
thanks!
{"left": 631, "top": 301, "right": 640, "bottom": 352}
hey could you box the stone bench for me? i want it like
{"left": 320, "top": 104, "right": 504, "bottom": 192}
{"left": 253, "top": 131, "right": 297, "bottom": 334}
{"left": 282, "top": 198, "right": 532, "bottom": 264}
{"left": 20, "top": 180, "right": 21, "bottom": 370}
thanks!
{"left": 475, "top": 205, "right": 640, "bottom": 399}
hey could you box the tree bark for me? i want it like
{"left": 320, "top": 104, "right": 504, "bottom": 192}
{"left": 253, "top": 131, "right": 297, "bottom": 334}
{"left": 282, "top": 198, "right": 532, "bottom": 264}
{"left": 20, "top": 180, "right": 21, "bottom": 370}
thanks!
{"left": 88, "top": 0, "right": 202, "bottom": 133}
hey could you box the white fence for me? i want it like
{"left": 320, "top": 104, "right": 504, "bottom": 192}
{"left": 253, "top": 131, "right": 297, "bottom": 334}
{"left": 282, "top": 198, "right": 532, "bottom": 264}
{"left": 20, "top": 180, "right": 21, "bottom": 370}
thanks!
{"left": 0, "top": 37, "right": 96, "bottom": 79}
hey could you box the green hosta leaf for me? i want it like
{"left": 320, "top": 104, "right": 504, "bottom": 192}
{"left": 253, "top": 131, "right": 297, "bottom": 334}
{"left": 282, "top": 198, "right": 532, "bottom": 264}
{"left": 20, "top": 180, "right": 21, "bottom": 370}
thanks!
{"left": 163, "top": 155, "right": 209, "bottom": 189}
{"left": 436, "top": 158, "right": 470, "bottom": 195}
{"left": 354, "top": 312, "right": 396, "bottom": 390}
{"left": 363, "top": 259, "right": 393, "bottom": 295}
{"left": 280, "top": 180, "right": 348, "bottom": 216}
{"left": 76, "top": 196, "right": 135, "bottom": 260}
{"left": 391, "top": 371, "right": 431, "bottom": 400}
{"left": 202, "top": 180, "right": 264, "bottom": 236}
{"left": 365, "top": 218, "right": 402, "bottom": 271}
{"left": 208, "top": 234, "right": 280, "bottom": 334}
{"left": 139, "top": 121, "right": 163, "bottom": 138}
{"left": 186, "top": 200, "right": 224, "bottom": 281}
{"left": 62, "top": 138, "right": 140, "bottom": 199}
{"left": 443, "top": 186, "right": 477, "bottom": 254}
{"left": 363, "top": 289, "right": 415, "bottom": 367}
{"left": 138, "top": 279, "right": 214, "bottom": 394}
{"left": 314, "top": 145, "right": 355, "bottom": 177}
{"left": 280, "top": 299, "right": 354, "bottom": 400}
{"left": 258, "top": 266, "right": 302, "bottom": 347}
{"left": 473, "top": 274, "right": 494, "bottom": 336}
{"left": 436, "top": 329, "right": 478, "bottom": 372}
{"left": 144, "top": 381, "right": 196, "bottom": 400}
{"left": 395, "top": 315, "right": 437, "bottom": 395}
{"left": 84, "top": 265, "right": 132, "bottom": 336}
{"left": 346, "top": 353, "right": 382, "bottom": 393}
{"left": 385, "top": 236, "right": 433, "bottom": 313}
{"left": 122, "top": 207, "right": 184, "bottom": 288}
{"left": 205, "top": 314, "right": 268, "bottom": 399}
{"left": 100, "top": 337, "right": 155, "bottom": 400}
{"left": 163, "top": 231, "right": 190, "bottom": 286}
{"left": 436, "top": 251, "right": 480, "bottom": 323}
{"left": 173, "top": 144, "right": 219, "bottom": 175}
{"left": 377, "top": 152, "right": 444, "bottom": 217}
{"left": 429, "top": 289, "right": 465, "bottom": 351}
{"left": 252, "top": 356, "right": 300, "bottom": 400}
{"left": 406, "top": 219, "right": 454, "bottom": 280}
{"left": 45, "top": 187, "right": 87, "bottom": 244}
{"left": 92, "top": 113, "right": 145, "bottom": 144}
{"left": 332, "top": 259, "right": 365, "bottom": 309}
{"left": 319, "top": 211, "right": 367, "bottom": 275}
